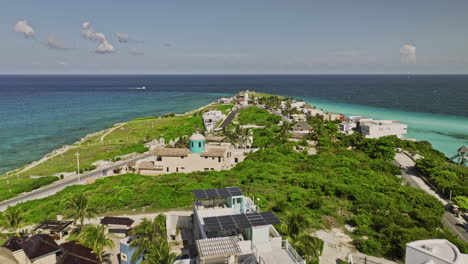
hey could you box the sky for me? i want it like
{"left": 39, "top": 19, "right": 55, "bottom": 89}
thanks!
{"left": 1, "top": 0, "right": 468, "bottom": 74}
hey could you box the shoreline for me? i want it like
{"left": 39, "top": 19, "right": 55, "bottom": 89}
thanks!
{"left": 3, "top": 91, "right": 466, "bottom": 178}
{"left": 0, "top": 100, "right": 220, "bottom": 178}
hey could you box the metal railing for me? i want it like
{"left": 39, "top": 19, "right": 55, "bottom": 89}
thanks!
{"left": 282, "top": 239, "right": 306, "bottom": 264}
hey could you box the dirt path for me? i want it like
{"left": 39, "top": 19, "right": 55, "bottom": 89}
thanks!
{"left": 314, "top": 228, "right": 397, "bottom": 264}
{"left": 100, "top": 123, "right": 126, "bottom": 142}
{"left": 1, "top": 145, "right": 78, "bottom": 179}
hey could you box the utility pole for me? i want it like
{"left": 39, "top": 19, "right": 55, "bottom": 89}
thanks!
{"left": 7, "top": 179, "right": 11, "bottom": 193}
{"left": 75, "top": 152, "right": 80, "bottom": 183}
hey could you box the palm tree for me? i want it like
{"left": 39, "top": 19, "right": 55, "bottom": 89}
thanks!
{"left": 174, "top": 136, "right": 189, "bottom": 148}
{"left": 142, "top": 239, "right": 178, "bottom": 264}
{"left": 130, "top": 214, "right": 168, "bottom": 263}
{"left": 2, "top": 207, "right": 23, "bottom": 235}
{"left": 77, "top": 224, "right": 114, "bottom": 263}
{"left": 64, "top": 193, "right": 97, "bottom": 229}
{"left": 280, "top": 212, "right": 324, "bottom": 263}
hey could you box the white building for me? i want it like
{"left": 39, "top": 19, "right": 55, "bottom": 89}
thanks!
{"left": 360, "top": 119, "right": 407, "bottom": 139}
{"left": 128, "top": 133, "right": 251, "bottom": 175}
{"left": 303, "top": 104, "right": 324, "bottom": 117}
{"left": 405, "top": 239, "right": 468, "bottom": 264}
{"left": 218, "top": 98, "right": 232, "bottom": 104}
{"left": 243, "top": 91, "right": 249, "bottom": 106}
{"left": 339, "top": 116, "right": 371, "bottom": 135}
{"left": 323, "top": 113, "right": 342, "bottom": 121}
{"left": 290, "top": 114, "right": 307, "bottom": 122}
{"left": 192, "top": 187, "right": 305, "bottom": 264}
{"left": 281, "top": 101, "right": 305, "bottom": 111}
{"left": 203, "top": 110, "right": 225, "bottom": 132}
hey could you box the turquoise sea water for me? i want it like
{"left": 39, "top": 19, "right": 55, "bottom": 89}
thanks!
{"left": 1, "top": 75, "right": 467, "bottom": 174}
{"left": 301, "top": 97, "right": 468, "bottom": 157}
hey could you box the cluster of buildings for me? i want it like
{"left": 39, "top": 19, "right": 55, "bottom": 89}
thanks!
{"left": 1, "top": 220, "right": 100, "bottom": 264}
{"left": 275, "top": 99, "right": 344, "bottom": 123}
{"left": 118, "top": 187, "right": 306, "bottom": 264}
{"left": 128, "top": 133, "right": 251, "bottom": 176}
{"left": 339, "top": 116, "right": 408, "bottom": 139}
{"left": 190, "top": 187, "right": 305, "bottom": 264}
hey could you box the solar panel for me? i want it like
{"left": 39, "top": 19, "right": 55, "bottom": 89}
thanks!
{"left": 193, "top": 187, "right": 244, "bottom": 200}
{"left": 203, "top": 211, "right": 280, "bottom": 232}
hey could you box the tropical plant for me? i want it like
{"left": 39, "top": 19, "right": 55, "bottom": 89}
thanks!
{"left": 64, "top": 193, "right": 97, "bottom": 228}
{"left": 77, "top": 224, "right": 114, "bottom": 262}
{"left": 2, "top": 207, "right": 24, "bottom": 234}
{"left": 280, "top": 212, "right": 324, "bottom": 263}
{"left": 142, "top": 239, "right": 178, "bottom": 264}
{"left": 130, "top": 214, "right": 168, "bottom": 263}
{"left": 174, "top": 136, "right": 189, "bottom": 148}
{"left": 453, "top": 196, "right": 468, "bottom": 211}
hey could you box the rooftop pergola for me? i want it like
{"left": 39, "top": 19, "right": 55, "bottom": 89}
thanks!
{"left": 33, "top": 220, "right": 73, "bottom": 232}
{"left": 196, "top": 236, "right": 242, "bottom": 259}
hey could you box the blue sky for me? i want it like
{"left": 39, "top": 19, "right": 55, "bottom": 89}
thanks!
{"left": 1, "top": 0, "right": 468, "bottom": 74}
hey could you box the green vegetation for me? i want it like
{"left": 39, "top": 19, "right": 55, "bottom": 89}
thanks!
{"left": 249, "top": 91, "right": 285, "bottom": 99}
{"left": 130, "top": 214, "right": 177, "bottom": 264}
{"left": 280, "top": 212, "right": 324, "bottom": 263}
{"left": 392, "top": 137, "right": 468, "bottom": 205}
{"left": 0, "top": 176, "right": 58, "bottom": 202}
{"left": 5, "top": 141, "right": 467, "bottom": 260}
{"left": 76, "top": 224, "right": 114, "bottom": 262}
{"left": 0, "top": 208, "right": 24, "bottom": 235}
{"left": 0, "top": 113, "right": 204, "bottom": 202}
{"left": 1, "top": 97, "right": 467, "bottom": 261}
{"left": 64, "top": 193, "right": 98, "bottom": 228}
{"left": 453, "top": 196, "right": 468, "bottom": 211}
{"left": 416, "top": 157, "right": 468, "bottom": 199}
{"left": 238, "top": 106, "right": 281, "bottom": 126}
{"left": 13, "top": 114, "right": 202, "bottom": 178}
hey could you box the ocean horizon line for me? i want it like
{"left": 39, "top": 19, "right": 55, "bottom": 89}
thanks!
{"left": 1, "top": 73, "right": 468, "bottom": 76}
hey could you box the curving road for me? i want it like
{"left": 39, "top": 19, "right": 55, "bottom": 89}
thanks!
{"left": 394, "top": 153, "right": 468, "bottom": 242}
{"left": 0, "top": 153, "right": 152, "bottom": 211}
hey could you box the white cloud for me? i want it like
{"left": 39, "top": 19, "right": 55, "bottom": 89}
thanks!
{"left": 46, "top": 34, "right": 68, "bottom": 50}
{"left": 14, "top": 20, "right": 34, "bottom": 37}
{"left": 81, "top": 21, "right": 116, "bottom": 53}
{"left": 114, "top": 32, "right": 129, "bottom": 43}
{"left": 96, "top": 39, "right": 116, "bottom": 53}
{"left": 400, "top": 44, "right": 416, "bottom": 64}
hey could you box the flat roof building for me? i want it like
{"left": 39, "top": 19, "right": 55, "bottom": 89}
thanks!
{"left": 406, "top": 239, "right": 468, "bottom": 264}
{"left": 192, "top": 187, "right": 305, "bottom": 264}
{"left": 360, "top": 119, "right": 407, "bottom": 139}
{"left": 203, "top": 111, "right": 226, "bottom": 132}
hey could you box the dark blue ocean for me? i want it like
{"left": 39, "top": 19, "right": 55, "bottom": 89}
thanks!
{"left": 1, "top": 75, "right": 467, "bottom": 174}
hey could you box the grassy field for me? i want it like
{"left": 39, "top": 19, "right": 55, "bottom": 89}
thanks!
{"left": 0, "top": 102, "right": 235, "bottom": 202}
{"left": 238, "top": 107, "right": 282, "bottom": 126}
{"left": 249, "top": 91, "right": 285, "bottom": 99}
{"left": 20, "top": 115, "right": 203, "bottom": 177}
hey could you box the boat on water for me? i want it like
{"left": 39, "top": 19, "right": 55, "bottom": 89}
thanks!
{"left": 135, "top": 86, "right": 146, "bottom": 90}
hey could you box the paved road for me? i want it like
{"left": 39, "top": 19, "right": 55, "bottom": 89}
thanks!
{"left": 394, "top": 154, "right": 468, "bottom": 242}
{"left": 219, "top": 108, "right": 239, "bottom": 128}
{"left": 0, "top": 153, "right": 152, "bottom": 211}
